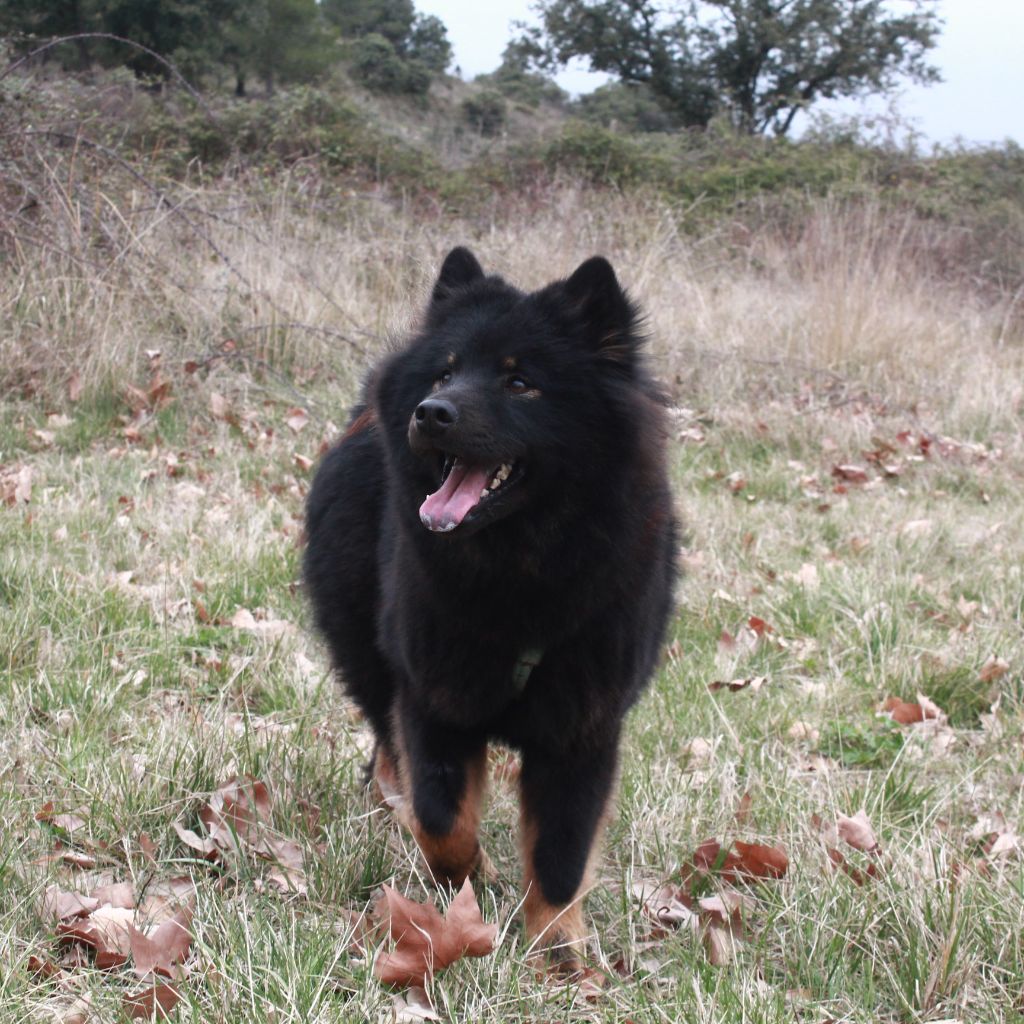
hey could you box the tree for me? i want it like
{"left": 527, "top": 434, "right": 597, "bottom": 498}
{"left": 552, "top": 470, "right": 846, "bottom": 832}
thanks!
{"left": 321, "top": 0, "right": 414, "bottom": 47}
{"left": 101, "top": 0, "right": 232, "bottom": 79}
{"left": 0, "top": 0, "right": 104, "bottom": 68}
{"left": 322, "top": 0, "right": 452, "bottom": 88}
{"left": 522, "top": 0, "right": 942, "bottom": 135}
{"left": 406, "top": 13, "right": 451, "bottom": 73}
{"left": 475, "top": 40, "right": 567, "bottom": 108}
{"left": 224, "top": 0, "right": 338, "bottom": 95}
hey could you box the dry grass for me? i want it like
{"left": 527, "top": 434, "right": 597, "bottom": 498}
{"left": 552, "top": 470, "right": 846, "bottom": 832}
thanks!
{"left": 2, "top": 169, "right": 1024, "bottom": 1022}
{"left": 5, "top": 166, "right": 1021, "bottom": 428}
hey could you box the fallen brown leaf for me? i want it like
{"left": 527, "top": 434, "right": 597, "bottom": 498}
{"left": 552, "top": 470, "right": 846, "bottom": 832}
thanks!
{"left": 285, "top": 407, "right": 310, "bottom": 433}
{"left": 42, "top": 886, "right": 99, "bottom": 922}
{"left": 832, "top": 464, "right": 869, "bottom": 483}
{"left": 172, "top": 822, "right": 221, "bottom": 861}
{"left": 708, "top": 676, "right": 768, "bottom": 692}
{"left": 373, "top": 879, "right": 497, "bottom": 987}
{"left": 58, "top": 993, "right": 92, "bottom": 1024}
{"left": 123, "top": 983, "right": 182, "bottom": 1020}
{"left": 392, "top": 986, "right": 441, "bottom": 1021}
{"left": 35, "top": 802, "right": 88, "bottom": 836}
{"left": 881, "top": 696, "right": 928, "bottom": 724}
{"left": 27, "top": 954, "right": 61, "bottom": 978}
{"left": 979, "top": 655, "right": 1009, "bottom": 683}
{"left": 837, "top": 810, "right": 880, "bottom": 853}
{"left": 91, "top": 882, "right": 135, "bottom": 909}
{"left": 199, "top": 774, "right": 272, "bottom": 848}
{"left": 129, "top": 907, "right": 193, "bottom": 979}
{"left": 732, "top": 841, "right": 789, "bottom": 879}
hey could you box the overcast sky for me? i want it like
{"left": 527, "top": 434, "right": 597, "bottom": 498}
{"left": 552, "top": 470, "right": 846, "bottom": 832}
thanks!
{"left": 416, "top": 0, "right": 1023, "bottom": 146}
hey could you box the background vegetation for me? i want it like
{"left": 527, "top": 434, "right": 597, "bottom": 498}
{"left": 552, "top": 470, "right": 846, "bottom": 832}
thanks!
{"left": 1, "top": 6, "right": 1023, "bottom": 1021}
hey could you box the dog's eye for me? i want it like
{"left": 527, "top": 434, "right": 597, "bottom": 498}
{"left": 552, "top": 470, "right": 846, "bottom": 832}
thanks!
{"left": 506, "top": 375, "right": 530, "bottom": 393}
{"left": 438, "top": 370, "right": 452, "bottom": 386}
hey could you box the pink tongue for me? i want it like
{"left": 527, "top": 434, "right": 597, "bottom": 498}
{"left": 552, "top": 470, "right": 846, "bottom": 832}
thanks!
{"left": 419, "top": 462, "right": 493, "bottom": 532}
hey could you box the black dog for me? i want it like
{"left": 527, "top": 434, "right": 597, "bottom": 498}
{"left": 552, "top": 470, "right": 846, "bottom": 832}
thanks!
{"left": 305, "top": 248, "right": 677, "bottom": 965}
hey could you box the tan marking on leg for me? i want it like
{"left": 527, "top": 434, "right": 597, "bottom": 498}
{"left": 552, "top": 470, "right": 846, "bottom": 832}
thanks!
{"left": 372, "top": 744, "right": 412, "bottom": 826}
{"left": 397, "top": 743, "right": 489, "bottom": 888}
{"left": 519, "top": 785, "right": 616, "bottom": 972}
{"left": 519, "top": 810, "right": 586, "bottom": 971}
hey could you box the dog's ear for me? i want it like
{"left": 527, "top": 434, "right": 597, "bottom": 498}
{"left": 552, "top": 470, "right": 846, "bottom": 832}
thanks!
{"left": 564, "top": 256, "right": 640, "bottom": 363}
{"left": 432, "top": 247, "right": 484, "bottom": 304}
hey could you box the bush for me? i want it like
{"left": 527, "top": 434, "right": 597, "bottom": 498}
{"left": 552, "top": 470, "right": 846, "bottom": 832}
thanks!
{"left": 345, "top": 33, "right": 430, "bottom": 95}
{"left": 461, "top": 90, "right": 507, "bottom": 137}
{"left": 574, "top": 82, "right": 678, "bottom": 133}
{"left": 541, "top": 123, "right": 664, "bottom": 188}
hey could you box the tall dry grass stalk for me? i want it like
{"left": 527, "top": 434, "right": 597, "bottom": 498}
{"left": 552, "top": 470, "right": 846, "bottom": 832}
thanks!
{"left": 3, "top": 169, "right": 1021, "bottom": 436}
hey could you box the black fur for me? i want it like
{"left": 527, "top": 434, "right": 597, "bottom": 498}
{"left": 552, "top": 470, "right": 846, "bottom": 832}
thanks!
{"left": 305, "top": 248, "right": 677, "bottom": 916}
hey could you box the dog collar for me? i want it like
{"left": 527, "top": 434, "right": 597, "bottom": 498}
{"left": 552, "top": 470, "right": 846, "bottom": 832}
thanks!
{"left": 511, "top": 647, "right": 544, "bottom": 693}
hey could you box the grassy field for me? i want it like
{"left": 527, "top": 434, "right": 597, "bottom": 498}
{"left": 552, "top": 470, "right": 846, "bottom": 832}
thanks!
{"left": 2, "top": 177, "right": 1023, "bottom": 1023}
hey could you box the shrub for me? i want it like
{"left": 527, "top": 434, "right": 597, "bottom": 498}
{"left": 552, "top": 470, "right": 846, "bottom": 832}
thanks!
{"left": 461, "top": 90, "right": 508, "bottom": 137}
{"left": 345, "top": 33, "right": 430, "bottom": 95}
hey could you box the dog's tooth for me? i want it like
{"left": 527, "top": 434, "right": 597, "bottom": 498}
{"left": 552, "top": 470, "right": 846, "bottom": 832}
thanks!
{"left": 489, "top": 475, "right": 500, "bottom": 490}
{"left": 480, "top": 487, "right": 489, "bottom": 497}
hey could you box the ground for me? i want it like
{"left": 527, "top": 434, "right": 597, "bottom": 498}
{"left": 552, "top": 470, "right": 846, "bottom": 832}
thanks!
{"left": 1, "top": 185, "right": 1022, "bottom": 1022}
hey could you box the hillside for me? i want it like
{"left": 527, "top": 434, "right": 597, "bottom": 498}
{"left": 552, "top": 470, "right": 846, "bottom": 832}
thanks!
{"left": 3, "top": 52, "right": 1024, "bottom": 1024}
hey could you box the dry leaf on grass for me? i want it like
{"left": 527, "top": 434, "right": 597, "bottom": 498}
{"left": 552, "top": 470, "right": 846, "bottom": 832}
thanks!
{"left": 1, "top": 464, "right": 33, "bottom": 504}
{"left": 631, "top": 881, "right": 699, "bottom": 931}
{"left": 732, "top": 841, "right": 789, "bottom": 879}
{"left": 123, "top": 983, "right": 182, "bottom": 1020}
{"left": 688, "top": 838, "right": 789, "bottom": 882}
{"left": 56, "top": 905, "right": 136, "bottom": 968}
{"left": 708, "top": 676, "right": 768, "bottom": 693}
{"left": 137, "top": 877, "right": 198, "bottom": 925}
{"left": 633, "top": 879, "right": 749, "bottom": 965}
{"left": 881, "top": 694, "right": 946, "bottom": 725}
{"left": 285, "top": 407, "right": 310, "bottom": 433}
{"left": 199, "top": 775, "right": 272, "bottom": 848}
{"left": 979, "top": 655, "right": 1009, "bottom": 683}
{"left": 172, "top": 822, "right": 221, "bottom": 861}
{"left": 392, "top": 986, "right": 441, "bottom": 1022}
{"left": 227, "top": 607, "right": 294, "bottom": 639}
{"left": 57, "top": 994, "right": 93, "bottom": 1024}
{"left": 373, "top": 879, "right": 497, "bottom": 987}
{"left": 831, "top": 464, "right": 870, "bottom": 484}
{"left": 177, "top": 776, "right": 311, "bottom": 893}
{"left": 42, "top": 886, "right": 100, "bottom": 922}
{"left": 90, "top": 882, "right": 135, "bottom": 909}
{"left": 815, "top": 810, "right": 884, "bottom": 885}
{"left": 36, "top": 802, "right": 89, "bottom": 837}
{"left": 837, "top": 810, "right": 880, "bottom": 853}
{"left": 129, "top": 908, "right": 193, "bottom": 979}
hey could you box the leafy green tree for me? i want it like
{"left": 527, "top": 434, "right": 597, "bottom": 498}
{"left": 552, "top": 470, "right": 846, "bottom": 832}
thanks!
{"left": 101, "top": 0, "right": 231, "bottom": 79}
{"left": 225, "top": 0, "right": 338, "bottom": 95}
{"left": 0, "top": 0, "right": 103, "bottom": 67}
{"left": 574, "top": 81, "right": 678, "bottom": 131}
{"left": 322, "top": 0, "right": 414, "bottom": 47}
{"left": 522, "top": 0, "right": 942, "bottom": 135}
{"left": 406, "top": 13, "right": 451, "bottom": 72}
{"left": 475, "top": 40, "right": 566, "bottom": 108}
{"left": 345, "top": 31, "right": 430, "bottom": 93}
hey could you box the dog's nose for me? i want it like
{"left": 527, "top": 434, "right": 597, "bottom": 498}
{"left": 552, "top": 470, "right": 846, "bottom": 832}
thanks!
{"left": 414, "top": 398, "right": 458, "bottom": 436}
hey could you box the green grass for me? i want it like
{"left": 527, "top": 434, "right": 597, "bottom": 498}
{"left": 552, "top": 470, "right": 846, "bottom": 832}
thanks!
{"left": 4, "top": 374, "right": 1022, "bottom": 1023}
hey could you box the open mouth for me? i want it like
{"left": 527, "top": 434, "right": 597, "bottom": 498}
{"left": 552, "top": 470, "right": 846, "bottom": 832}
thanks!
{"left": 419, "top": 455, "right": 523, "bottom": 533}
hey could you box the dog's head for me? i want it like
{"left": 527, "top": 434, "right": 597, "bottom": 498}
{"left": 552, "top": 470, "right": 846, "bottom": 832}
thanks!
{"left": 376, "top": 246, "right": 651, "bottom": 536}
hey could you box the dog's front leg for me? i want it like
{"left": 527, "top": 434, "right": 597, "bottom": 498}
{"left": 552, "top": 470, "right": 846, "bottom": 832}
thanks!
{"left": 518, "top": 740, "right": 619, "bottom": 972}
{"left": 397, "top": 708, "right": 488, "bottom": 887}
